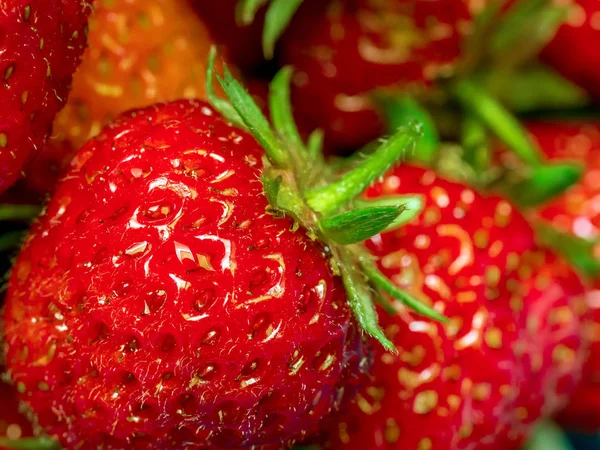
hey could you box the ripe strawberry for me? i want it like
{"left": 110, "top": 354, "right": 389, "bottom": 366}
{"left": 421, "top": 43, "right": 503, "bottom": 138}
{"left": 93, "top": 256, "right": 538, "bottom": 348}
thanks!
{"left": 23, "top": 0, "right": 225, "bottom": 196}
{"left": 0, "top": 371, "right": 32, "bottom": 449}
{"left": 541, "top": 0, "right": 600, "bottom": 100}
{"left": 500, "top": 120, "right": 600, "bottom": 432}
{"left": 280, "top": 0, "right": 478, "bottom": 152}
{"left": 2, "top": 99, "right": 369, "bottom": 449}
{"left": 0, "top": 0, "right": 91, "bottom": 194}
{"left": 321, "top": 164, "right": 588, "bottom": 449}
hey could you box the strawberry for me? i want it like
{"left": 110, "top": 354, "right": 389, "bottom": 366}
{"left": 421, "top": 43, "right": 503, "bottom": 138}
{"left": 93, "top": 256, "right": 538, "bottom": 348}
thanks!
{"left": 319, "top": 164, "right": 588, "bottom": 449}
{"left": 0, "top": 0, "right": 91, "bottom": 194}
{"left": 280, "top": 0, "right": 479, "bottom": 152}
{"left": 498, "top": 120, "right": 600, "bottom": 432}
{"left": 0, "top": 370, "right": 32, "bottom": 449}
{"left": 23, "top": 0, "right": 226, "bottom": 197}
{"left": 541, "top": 0, "right": 600, "bottom": 100}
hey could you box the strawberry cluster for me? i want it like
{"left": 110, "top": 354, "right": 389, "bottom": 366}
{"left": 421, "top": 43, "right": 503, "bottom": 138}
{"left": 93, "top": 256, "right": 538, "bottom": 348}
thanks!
{"left": 0, "top": 1, "right": 599, "bottom": 450}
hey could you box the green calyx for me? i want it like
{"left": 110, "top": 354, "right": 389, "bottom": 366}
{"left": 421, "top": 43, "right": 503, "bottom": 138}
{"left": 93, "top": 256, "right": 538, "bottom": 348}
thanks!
{"left": 0, "top": 436, "right": 61, "bottom": 450}
{"left": 207, "top": 47, "right": 446, "bottom": 351}
{"left": 236, "top": 0, "right": 304, "bottom": 59}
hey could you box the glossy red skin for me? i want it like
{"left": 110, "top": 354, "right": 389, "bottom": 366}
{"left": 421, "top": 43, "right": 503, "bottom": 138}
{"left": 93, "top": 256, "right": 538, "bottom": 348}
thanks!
{"left": 0, "top": 1, "right": 90, "bottom": 194}
{"left": 0, "top": 370, "right": 33, "bottom": 450}
{"left": 507, "top": 120, "right": 600, "bottom": 432}
{"left": 281, "top": 0, "right": 476, "bottom": 152}
{"left": 191, "top": 0, "right": 265, "bottom": 72}
{"left": 541, "top": 1, "right": 600, "bottom": 100}
{"left": 2, "top": 100, "right": 366, "bottom": 449}
{"left": 322, "top": 165, "right": 588, "bottom": 449}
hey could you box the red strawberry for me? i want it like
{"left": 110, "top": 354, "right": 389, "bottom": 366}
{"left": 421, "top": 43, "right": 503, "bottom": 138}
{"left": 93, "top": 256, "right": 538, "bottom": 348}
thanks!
{"left": 500, "top": 120, "right": 600, "bottom": 432}
{"left": 2, "top": 99, "right": 369, "bottom": 449}
{"left": 281, "top": 0, "right": 479, "bottom": 152}
{"left": 0, "top": 370, "right": 32, "bottom": 449}
{"left": 541, "top": 0, "right": 600, "bottom": 100}
{"left": 0, "top": 1, "right": 91, "bottom": 194}
{"left": 321, "top": 164, "right": 588, "bottom": 449}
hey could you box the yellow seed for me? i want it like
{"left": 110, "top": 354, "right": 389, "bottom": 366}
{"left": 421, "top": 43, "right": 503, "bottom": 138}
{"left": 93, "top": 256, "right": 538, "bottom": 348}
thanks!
{"left": 418, "top": 438, "right": 433, "bottom": 450}
{"left": 23, "top": 4, "right": 31, "bottom": 21}
{"left": 484, "top": 327, "right": 503, "bottom": 349}
{"left": 413, "top": 390, "right": 438, "bottom": 414}
{"left": 384, "top": 418, "right": 400, "bottom": 444}
{"left": 0, "top": 133, "right": 7, "bottom": 147}
{"left": 4, "top": 64, "right": 14, "bottom": 80}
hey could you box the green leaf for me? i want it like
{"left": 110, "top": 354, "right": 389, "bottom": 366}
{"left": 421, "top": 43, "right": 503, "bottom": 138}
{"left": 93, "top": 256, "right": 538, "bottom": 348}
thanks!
{"left": 307, "top": 129, "right": 324, "bottom": 160}
{"left": 0, "top": 204, "right": 41, "bottom": 221}
{"left": 374, "top": 95, "right": 439, "bottom": 165}
{"left": 319, "top": 207, "right": 404, "bottom": 245}
{"left": 507, "top": 163, "right": 583, "bottom": 207}
{"left": 359, "top": 255, "right": 448, "bottom": 323}
{"left": 0, "top": 437, "right": 61, "bottom": 450}
{"left": 269, "top": 67, "right": 305, "bottom": 153}
{"left": 0, "top": 231, "right": 24, "bottom": 252}
{"left": 338, "top": 250, "right": 395, "bottom": 352}
{"left": 236, "top": 0, "right": 269, "bottom": 25}
{"left": 263, "top": 0, "right": 304, "bottom": 59}
{"left": 261, "top": 175, "right": 282, "bottom": 205}
{"left": 461, "top": 115, "right": 490, "bottom": 173}
{"left": 524, "top": 421, "right": 574, "bottom": 450}
{"left": 536, "top": 224, "right": 600, "bottom": 279}
{"left": 305, "top": 123, "right": 421, "bottom": 216}
{"left": 451, "top": 78, "right": 542, "bottom": 166}
{"left": 490, "top": 0, "right": 569, "bottom": 66}
{"left": 205, "top": 47, "right": 244, "bottom": 128}
{"left": 217, "top": 67, "right": 288, "bottom": 166}
{"left": 354, "top": 195, "right": 424, "bottom": 231}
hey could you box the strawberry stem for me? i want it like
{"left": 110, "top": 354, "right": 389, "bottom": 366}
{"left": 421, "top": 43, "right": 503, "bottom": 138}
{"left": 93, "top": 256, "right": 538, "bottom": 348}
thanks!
{"left": 217, "top": 66, "right": 289, "bottom": 167}
{"left": 358, "top": 255, "right": 448, "bottom": 323}
{"left": 0, "top": 437, "right": 60, "bottom": 450}
{"left": 451, "top": 78, "right": 542, "bottom": 166}
{"left": 269, "top": 67, "right": 306, "bottom": 156}
{"left": 337, "top": 248, "right": 396, "bottom": 353}
{"left": 319, "top": 207, "right": 405, "bottom": 245}
{"left": 374, "top": 95, "right": 439, "bottom": 165}
{"left": 0, "top": 231, "right": 24, "bottom": 252}
{"left": 0, "top": 204, "right": 41, "bottom": 221}
{"left": 354, "top": 195, "right": 424, "bottom": 231}
{"left": 205, "top": 48, "right": 244, "bottom": 128}
{"left": 262, "top": 0, "right": 304, "bottom": 59}
{"left": 536, "top": 224, "right": 600, "bottom": 279}
{"left": 305, "top": 123, "right": 421, "bottom": 216}
{"left": 236, "top": 0, "right": 269, "bottom": 25}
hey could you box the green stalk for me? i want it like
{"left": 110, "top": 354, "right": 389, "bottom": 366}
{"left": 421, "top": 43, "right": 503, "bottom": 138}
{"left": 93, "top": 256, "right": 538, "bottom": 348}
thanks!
{"left": 305, "top": 123, "right": 421, "bottom": 216}
{"left": 262, "top": 0, "right": 304, "bottom": 59}
{"left": 269, "top": 67, "right": 305, "bottom": 155}
{"left": 451, "top": 78, "right": 542, "bottom": 166}
{"left": 236, "top": 0, "right": 269, "bottom": 25}
{"left": 0, "top": 437, "right": 61, "bottom": 450}
{"left": 0, "top": 204, "right": 41, "bottom": 221}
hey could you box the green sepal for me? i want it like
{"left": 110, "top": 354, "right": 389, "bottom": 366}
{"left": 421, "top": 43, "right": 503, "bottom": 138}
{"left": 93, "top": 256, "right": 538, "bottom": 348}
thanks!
{"left": 205, "top": 47, "right": 244, "bottom": 128}
{"left": 0, "top": 231, "right": 25, "bottom": 252}
{"left": 261, "top": 173, "right": 310, "bottom": 223}
{"left": 354, "top": 195, "right": 424, "bottom": 231}
{"left": 305, "top": 123, "right": 421, "bottom": 216}
{"left": 536, "top": 224, "right": 600, "bottom": 279}
{"left": 319, "top": 207, "right": 405, "bottom": 245}
{"left": 505, "top": 163, "right": 583, "bottom": 207}
{"left": 263, "top": 0, "right": 304, "bottom": 59}
{"left": 0, "top": 437, "right": 61, "bottom": 450}
{"left": 262, "top": 175, "right": 283, "bottom": 206}
{"left": 307, "top": 129, "right": 324, "bottom": 160}
{"left": 236, "top": 0, "right": 269, "bottom": 25}
{"left": 524, "top": 421, "right": 574, "bottom": 450}
{"left": 451, "top": 78, "right": 542, "bottom": 166}
{"left": 0, "top": 204, "right": 42, "bottom": 221}
{"left": 217, "top": 66, "right": 288, "bottom": 167}
{"left": 269, "top": 67, "right": 305, "bottom": 154}
{"left": 374, "top": 95, "right": 439, "bottom": 165}
{"left": 338, "top": 249, "right": 396, "bottom": 352}
{"left": 490, "top": 0, "right": 569, "bottom": 67}
{"left": 461, "top": 115, "right": 490, "bottom": 173}
{"left": 359, "top": 256, "right": 448, "bottom": 323}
